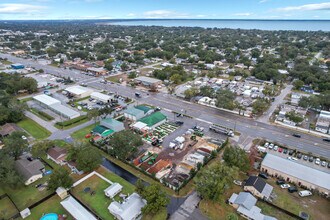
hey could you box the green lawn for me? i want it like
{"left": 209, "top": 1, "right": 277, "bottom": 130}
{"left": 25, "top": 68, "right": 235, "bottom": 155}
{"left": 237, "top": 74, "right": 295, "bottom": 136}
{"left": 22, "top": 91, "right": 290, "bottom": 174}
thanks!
{"left": 71, "top": 123, "right": 98, "bottom": 142}
{"left": 17, "top": 118, "right": 51, "bottom": 139}
{"left": 257, "top": 201, "right": 295, "bottom": 220}
{"left": 54, "top": 118, "right": 90, "bottom": 130}
{"left": 1, "top": 60, "right": 13, "bottom": 65}
{"left": 26, "top": 195, "right": 72, "bottom": 220}
{"left": 71, "top": 167, "right": 135, "bottom": 220}
{"left": 0, "top": 197, "right": 19, "bottom": 220}
{"left": 0, "top": 176, "right": 53, "bottom": 211}
{"left": 29, "top": 108, "right": 54, "bottom": 121}
{"left": 143, "top": 208, "right": 167, "bottom": 220}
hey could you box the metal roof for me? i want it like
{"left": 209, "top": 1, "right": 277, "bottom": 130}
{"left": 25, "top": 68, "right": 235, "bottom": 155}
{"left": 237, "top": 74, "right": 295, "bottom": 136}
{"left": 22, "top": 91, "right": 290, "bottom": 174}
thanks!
{"left": 33, "top": 94, "right": 61, "bottom": 106}
{"left": 65, "top": 85, "right": 92, "bottom": 95}
{"left": 50, "top": 103, "right": 80, "bottom": 119}
{"left": 262, "top": 153, "right": 330, "bottom": 190}
{"left": 138, "top": 112, "right": 167, "bottom": 127}
{"left": 124, "top": 107, "right": 144, "bottom": 117}
{"left": 91, "top": 92, "right": 112, "bottom": 102}
{"left": 135, "top": 76, "right": 162, "bottom": 84}
{"left": 60, "top": 196, "right": 97, "bottom": 220}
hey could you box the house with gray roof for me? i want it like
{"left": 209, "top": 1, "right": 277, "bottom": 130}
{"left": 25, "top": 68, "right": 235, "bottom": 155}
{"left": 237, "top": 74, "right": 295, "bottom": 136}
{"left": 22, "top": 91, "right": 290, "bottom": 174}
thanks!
{"left": 244, "top": 176, "right": 273, "bottom": 200}
{"left": 229, "top": 192, "right": 277, "bottom": 220}
{"left": 15, "top": 156, "right": 45, "bottom": 185}
{"left": 108, "top": 192, "right": 146, "bottom": 220}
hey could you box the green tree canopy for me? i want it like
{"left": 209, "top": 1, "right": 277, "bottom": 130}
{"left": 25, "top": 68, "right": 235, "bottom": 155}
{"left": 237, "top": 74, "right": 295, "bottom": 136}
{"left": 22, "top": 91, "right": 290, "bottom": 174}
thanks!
{"left": 216, "top": 90, "right": 236, "bottom": 110}
{"left": 0, "top": 152, "right": 22, "bottom": 188}
{"left": 223, "top": 146, "right": 250, "bottom": 172}
{"left": 141, "top": 184, "right": 169, "bottom": 215}
{"left": 3, "top": 131, "right": 29, "bottom": 160}
{"left": 48, "top": 167, "right": 73, "bottom": 191}
{"left": 31, "top": 140, "right": 56, "bottom": 158}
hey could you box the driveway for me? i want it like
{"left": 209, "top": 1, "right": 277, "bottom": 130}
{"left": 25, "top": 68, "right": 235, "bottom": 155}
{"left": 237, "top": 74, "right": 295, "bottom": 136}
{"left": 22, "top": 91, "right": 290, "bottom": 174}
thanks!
{"left": 25, "top": 111, "right": 58, "bottom": 133}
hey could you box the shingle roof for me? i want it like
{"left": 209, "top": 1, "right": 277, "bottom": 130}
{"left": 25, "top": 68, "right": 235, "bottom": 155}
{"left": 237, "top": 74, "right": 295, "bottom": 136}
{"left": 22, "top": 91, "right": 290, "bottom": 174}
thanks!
{"left": 47, "top": 147, "right": 67, "bottom": 160}
{"left": 245, "top": 176, "right": 266, "bottom": 193}
{"left": 138, "top": 112, "right": 166, "bottom": 127}
{"left": 15, "top": 158, "right": 44, "bottom": 180}
{"left": 0, "top": 123, "right": 21, "bottom": 136}
{"left": 262, "top": 153, "right": 330, "bottom": 190}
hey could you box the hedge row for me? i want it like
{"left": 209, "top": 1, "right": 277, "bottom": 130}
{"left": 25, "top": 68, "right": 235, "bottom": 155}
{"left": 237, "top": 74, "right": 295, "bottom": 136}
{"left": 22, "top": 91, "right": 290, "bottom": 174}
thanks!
{"left": 55, "top": 115, "right": 88, "bottom": 127}
{"left": 30, "top": 108, "right": 54, "bottom": 121}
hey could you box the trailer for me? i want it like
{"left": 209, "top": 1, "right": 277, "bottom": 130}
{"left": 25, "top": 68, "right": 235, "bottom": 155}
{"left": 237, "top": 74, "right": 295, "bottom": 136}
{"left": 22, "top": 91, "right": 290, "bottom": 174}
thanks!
{"left": 209, "top": 124, "right": 234, "bottom": 137}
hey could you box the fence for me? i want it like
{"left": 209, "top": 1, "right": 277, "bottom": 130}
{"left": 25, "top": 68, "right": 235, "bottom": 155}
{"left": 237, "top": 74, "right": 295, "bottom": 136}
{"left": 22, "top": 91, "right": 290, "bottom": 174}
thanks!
{"left": 260, "top": 199, "right": 304, "bottom": 220}
{"left": 72, "top": 171, "right": 113, "bottom": 187}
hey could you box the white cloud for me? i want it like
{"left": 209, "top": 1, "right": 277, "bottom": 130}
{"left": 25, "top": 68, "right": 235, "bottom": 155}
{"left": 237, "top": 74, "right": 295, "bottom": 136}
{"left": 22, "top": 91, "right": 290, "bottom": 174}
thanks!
{"left": 0, "top": 3, "right": 47, "bottom": 14}
{"left": 233, "top": 12, "right": 253, "bottom": 16}
{"left": 259, "top": 0, "right": 269, "bottom": 3}
{"left": 276, "top": 2, "right": 330, "bottom": 12}
{"left": 143, "top": 10, "right": 189, "bottom": 18}
{"left": 127, "top": 13, "right": 136, "bottom": 17}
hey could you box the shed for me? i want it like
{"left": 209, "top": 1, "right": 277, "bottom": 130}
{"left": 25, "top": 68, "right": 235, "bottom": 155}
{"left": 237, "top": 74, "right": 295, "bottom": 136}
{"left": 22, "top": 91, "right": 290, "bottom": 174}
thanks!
{"left": 104, "top": 183, "right": 123, "bottom": 198}
{"left": 60, "top": 196, "right": 97, "bottom": 220}
{"left": 91, "top": 92, "right": 113, "bottom": 103}
{"left": 11, "top": 63, "right": 25, "bottom": 69}
{"left": 20, "top": 208, "right": 31, "bottom": 219}
{"left": 100, "top": 118, "right": 125, "bottom": 132}
{"left": 56, "top": 187, "right": 68, "bottom": 199}
{"left": 132, "top": 121, "right": 148, "bottom": 131}
{"left": 124, "top": 107, "right": 145, "bottom": 121}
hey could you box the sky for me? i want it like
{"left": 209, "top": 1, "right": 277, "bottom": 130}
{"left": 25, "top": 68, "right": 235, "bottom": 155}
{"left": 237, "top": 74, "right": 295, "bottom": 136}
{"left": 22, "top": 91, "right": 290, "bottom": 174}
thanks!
{"left": 0, "top": 0, "right": 329, "bottom": 20}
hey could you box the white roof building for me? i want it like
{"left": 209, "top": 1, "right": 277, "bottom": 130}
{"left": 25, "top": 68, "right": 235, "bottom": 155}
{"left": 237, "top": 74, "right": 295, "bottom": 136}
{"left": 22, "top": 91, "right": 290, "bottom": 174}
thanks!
{"left": 91, "top": 92, "right": 113, "bottom": 103}
{"left": 60, "top": 196, "right": 97, "bottom": 220}
{"left": 33, "top": 94, "right": 61, "bottom": 106}
{"left": 104, "top": 183, "right": 123, "bottom": 198}
{"left": 108, "top": 193, "right": 147, "bottom": 220}
{"left": 132, "top": 121, "right": 148, "bottom": 131}
{"left": 65, "top": 85, "right": 93, "bottom": 98}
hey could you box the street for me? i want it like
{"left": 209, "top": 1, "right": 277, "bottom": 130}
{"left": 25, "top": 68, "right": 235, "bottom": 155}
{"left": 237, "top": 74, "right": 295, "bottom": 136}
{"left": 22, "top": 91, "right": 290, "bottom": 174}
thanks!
{"left": 1, "top": 53, "right": 329, "bottom": 159}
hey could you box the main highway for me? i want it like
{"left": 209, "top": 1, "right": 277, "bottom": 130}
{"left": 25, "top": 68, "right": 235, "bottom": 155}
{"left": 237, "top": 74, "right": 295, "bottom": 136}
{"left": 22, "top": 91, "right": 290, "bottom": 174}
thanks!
{"left": 1, "top": 53, "right": 330, "bottom": 158}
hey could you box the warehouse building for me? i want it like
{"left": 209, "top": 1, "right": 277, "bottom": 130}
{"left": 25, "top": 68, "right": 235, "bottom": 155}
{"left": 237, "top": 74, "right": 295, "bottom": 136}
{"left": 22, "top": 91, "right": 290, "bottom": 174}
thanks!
{"left": 134, "top": 76, "right": 162, "bottom": 88}
{"left": 124, "top": 107, "right": 145, "bottom": 121}
{"left": 11, "top": 63, "right": 25, "bottom": 69}
{"left": 261, "top": 153, "right": 330, "bottom": 195}
{"left": 33, "top": 94, "right": 80, "bottom": 119}
{"left": 65, "top": 85, "right": 93, "bottom": 99}
{"left": 132, "top": 112, "right": 167, "bottom": 130}
{"left": 91, "top": 92, "right": 114, "bottom": 103}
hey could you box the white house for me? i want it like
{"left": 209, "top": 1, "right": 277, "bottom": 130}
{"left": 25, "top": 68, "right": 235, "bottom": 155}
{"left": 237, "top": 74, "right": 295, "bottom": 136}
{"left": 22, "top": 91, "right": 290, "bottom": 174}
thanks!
{"left": 104, "top": 183, "right": 123, "bottom": 199}
{"left": 15, "top": 157, "right": 45, "bottom": 185}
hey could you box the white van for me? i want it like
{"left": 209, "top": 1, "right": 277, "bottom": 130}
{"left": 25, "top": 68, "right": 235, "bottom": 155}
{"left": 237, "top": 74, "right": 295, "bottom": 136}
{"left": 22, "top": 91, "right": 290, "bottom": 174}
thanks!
{"left": 298, "top": 190, "right": 312, "bottom": 197}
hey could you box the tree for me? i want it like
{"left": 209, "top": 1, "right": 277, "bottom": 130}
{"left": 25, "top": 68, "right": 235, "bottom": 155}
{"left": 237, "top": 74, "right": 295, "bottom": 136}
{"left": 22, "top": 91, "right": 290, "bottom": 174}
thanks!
{"left": 121, "top": 62, "right": 129, "bottom": 71}
{"left": 135, "top": 179, "right": 145, "bottom": 195}
{"left": 108, "top": 130, "right": 143, "bottom": 160}
{"left": 3, "top": 131, "right": 28, "bottom": 160}
{"left": 226, "top": 213, "right": 239, "bottom": 220}
{"left": 76, "top": 146, "right": 102, "bottom": 172}
{"left": 141, "top": 184, "right": 169, "bottom": 215}
{"left": 252, "top": 98, "right": 269, "bottom": 115}
{"left": 0, "top": 152, "right": 22, "bottom": 188}
{"left": 184, "top": 87, "right": 199, "bottom": 99}
{"left": 48, "top": 167, "right": 73, "bottom": 191}
{"left": 223, "top": 146, "right": 250, "bottom": 172}
{"left": 104, "top": 62, "right": 113, "bottom": 71}
{"left": 128, "top": 72, "right": 137, "bottom": 79}
{"left": 87, "top": 108, "right": 100, "bottom": 125}
{"left": 216, "top": 90, "right": 236, "bottom": 110}
{"left": 195, "top": 162, "right": 238, "bottom": 201}
{"left": 199, "top": 85, "right": 214, "bottom": 97}
{"left": 170, "top": 74, "right": 181, "bottom": 84}
{"left": 285, "top": 111, "right": 304, "bottom": 123}
{"left": 31, "top": 140, "right": 55, "bottom": 158}
{"left": 293, "top": 80, "right": 304, "bottom": 90}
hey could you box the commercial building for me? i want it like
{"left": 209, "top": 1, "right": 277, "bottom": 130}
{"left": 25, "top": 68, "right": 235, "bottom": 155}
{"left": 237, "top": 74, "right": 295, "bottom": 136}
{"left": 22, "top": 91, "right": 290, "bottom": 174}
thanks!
{"left": 261, "top": 153, "right": 330, "bottom": 195}
{"left": 91, "top": 92, "right": 113, "bottom": 103}
{"left": 60, "top": 196, "right": 97, "bottom": 220}
{"left": 243, "top": 176, "right": 273, "bottom": 200}
{"left": 65, "top": 85, "right": 93, "bottom": 99}
{"left": 33, "top": 94, "right": 80, "bottom": 119}
{"left": 15, "top": 157, "right": 45, "bottom": 185}
{"left": 137, "top": 112, "right": 167, "bottom": 130}
{"left": 100, "top": 118, "right": 125, "bottom": 132}
{"left": 124, "top": 107, "right": 145, "bottom": 121}
{"left": 315, "top": 110, "right": 330, "bottom": 134}
{"left": 229, "top": 192, "right": 277, "bottom": 220}
{"left": 11, "top": 63, "right": 25, "bottom": 69}
{"left": 108, "top": 193, "right": 146, "bottom": 220}
{"left": 87, "top": 67, "right": 107, "bottom": 76}
{"left": 134, "top": 76, "right": 162, "bottom": 88}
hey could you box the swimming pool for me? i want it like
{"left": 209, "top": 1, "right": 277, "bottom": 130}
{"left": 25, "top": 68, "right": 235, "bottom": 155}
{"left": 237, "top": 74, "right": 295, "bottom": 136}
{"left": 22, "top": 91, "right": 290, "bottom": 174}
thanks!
{"left": 40, "top": 213, "right": 58, "bottom": 220}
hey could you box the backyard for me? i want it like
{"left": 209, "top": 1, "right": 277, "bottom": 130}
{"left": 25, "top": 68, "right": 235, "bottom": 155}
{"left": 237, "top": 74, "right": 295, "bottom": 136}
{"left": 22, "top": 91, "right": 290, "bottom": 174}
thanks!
{"left": 0, "top": 196, "right": 19, "bottom": 220}
{"left": 71, "top": 166, "right": 135, "bottom": 220}
{"left": 26, "top": 195, "right": 72, "bottom": 220}
{"left": 17, "top": 117, "right": 51, "bottom": 139}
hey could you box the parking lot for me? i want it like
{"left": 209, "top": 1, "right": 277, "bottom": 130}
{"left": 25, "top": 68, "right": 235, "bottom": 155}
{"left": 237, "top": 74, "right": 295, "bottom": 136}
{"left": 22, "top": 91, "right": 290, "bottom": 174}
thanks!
{"left": 260, "top": 142, "right": 330, "bottom": 173}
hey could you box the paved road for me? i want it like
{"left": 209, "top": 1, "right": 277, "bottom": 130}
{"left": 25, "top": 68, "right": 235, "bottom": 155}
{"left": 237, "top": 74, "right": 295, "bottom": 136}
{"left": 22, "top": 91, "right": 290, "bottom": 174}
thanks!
{"left": 25, "top": 111, "right": 58, "bottom": 133}
{"left": 258, "top": 84, "right": 293, "bottom": 123}
{"left": 2, "top": 53, "right": 330, "bottom": 158}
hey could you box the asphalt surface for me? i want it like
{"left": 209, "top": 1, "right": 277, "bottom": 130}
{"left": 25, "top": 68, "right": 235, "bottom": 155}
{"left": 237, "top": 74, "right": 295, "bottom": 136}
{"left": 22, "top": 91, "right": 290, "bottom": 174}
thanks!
{"left": 2, "top": 53, "right": 330, "bottom": 159}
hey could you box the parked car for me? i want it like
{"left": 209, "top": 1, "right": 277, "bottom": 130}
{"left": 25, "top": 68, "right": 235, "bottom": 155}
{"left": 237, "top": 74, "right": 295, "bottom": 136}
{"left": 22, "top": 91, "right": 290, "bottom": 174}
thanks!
{"left": 288, "top": 150, "right": 294, "bottom": 156}
{"left": 280, "top": 184, "right": 291, "bottom": 189}
{"left": 21, "top": 135, "right": 27, "bottom": 140}
{"left": 258, "top": 173, "right": 268, "bottom": 179}
{"left": 264, "top": 142, "right": 269, "bottom": 148}
{"left": 309, "top": 156, "right": 314, "bottom": 162}
{"left": 328, "top": 163, "right": 330, "bottom": 168}
{"left": 273, "top": 145, "right": 278, "bottom": 151}
{"left": 303, "top": 155, "right": 309, "bottom": 161}
{"left": 233, "top": 180, "right": 242, "bottom": 186}
{"left": 287, "top": 157, "right": 298, "bottom": 161}
{"left": 292, "top": 133, "right": 301, "bottom": 138}
{"left": 269, "top": 143, "right": 274, "bottom": 149}
{"left": 297, "top": 153, "right": 302, "bottom": 159}
{"left": 322, "top": 138, "right": 330, "bottom": 142}
{"left": 278, "top": 148, "right": 283, "bottom": 153}
{"left": 283, "top": 149, "right": 288, "bottom": 154}
{"left": 321, "top": 161, "right": 327, "bottom": 167}
{"left": 276, "top": 180, "right": 285, "bottom": 185}
{"left": 175, "top": 121, "right": 184, "bottom": 126}
{"left": 288, "top": 186, "right": 298, "bottom": 193}
{"left": 315, "top": 158, "right": 321, "bottom": 165}
{"left": 298, "top": 190, "right": 312, "bottom": 197}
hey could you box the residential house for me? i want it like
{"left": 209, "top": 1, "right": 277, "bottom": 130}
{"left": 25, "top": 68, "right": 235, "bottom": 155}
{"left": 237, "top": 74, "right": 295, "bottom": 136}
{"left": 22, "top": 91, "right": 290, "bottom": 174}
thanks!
{"left": 15, "top": 156, "right": 45, "bottom": 185}
{"left": 47, "top": 146, "right": 67, "bottom": 165}
{"left": 229, "top": 192, "right": 277, "bottom": 220}
{"left": 243, "top": 176, "right": 273, "bottom": 200}
{"left": 108, "top": 193, "right": 146, "bottom": 220}
{"left": 0, "top": 123, "right": 21, "bottom": 137}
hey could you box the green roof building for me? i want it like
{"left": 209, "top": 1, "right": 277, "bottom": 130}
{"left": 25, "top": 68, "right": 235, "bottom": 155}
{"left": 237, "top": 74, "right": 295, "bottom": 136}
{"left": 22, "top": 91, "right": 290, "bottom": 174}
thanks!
{"left": 135, "top": 105, "right": 152, "bottom": 114}
{"left": 138, "top": 112, "right": 167, "bottom": 129}
{"left": 92, "top": 125, "right": 114, "bottom": 137}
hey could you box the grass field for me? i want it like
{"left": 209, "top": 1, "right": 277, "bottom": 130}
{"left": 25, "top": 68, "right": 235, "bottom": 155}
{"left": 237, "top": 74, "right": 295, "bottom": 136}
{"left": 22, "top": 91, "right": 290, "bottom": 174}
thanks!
{"left": 26, "top": 196, "right": 72, "bottom": 220}
{"left": 29, "top": 108, "right": 54, "bottom": 121}
{"left": 1, "top": 60, "right": 13, "bottom": 65}
{"left": 257, "top": 201, "right": 295, "bottom": 220}
{"left": 143, "top": 208, "right": 167, "bottom": 220}
{"left": 71, "top": 166, "right": 135, "bottom": 220}
{"left": 0, "top": 197, "right": 19, "bottom": 220}
{"left": 71, "top": 123, "right": 97, "bottom": 142}
{"left": 17, "top": 118, "right": 51, "bottom": 139}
